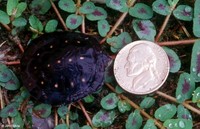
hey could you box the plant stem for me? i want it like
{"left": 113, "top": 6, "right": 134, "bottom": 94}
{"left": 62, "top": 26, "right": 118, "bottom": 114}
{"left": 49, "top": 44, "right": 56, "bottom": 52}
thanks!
{"left": 8, "top": 35, "right": 24, "bottom": 53}
{"left": 0, "top": 23, "right": 11, "bottom": 31}
{"left": 54, "top": 107, "right": 58, "bottom": 126}
{"left": 100, "top": 0, "right": 137, "bottom": 44}
{"left": 105, "top": 83, "right": 164, "bottom": 129}
{"left": 66, "top": 104, "right": 71, "bottom": 126}
{"left": 158, "top": 39, "right": 200, "bottom": 46}
{"left": 78, "top": 101, "right": 93, "bottom": 127}
{"left": 0, "top": 87, "right": 4, "bottom": 109}
{"left": 49, "top": 0, "right": 68, "bottom": 31}
{"left": 155, "top": 3, "right": 178, "bottom": 42}
{"left": 4, "top": 60, "right": 20, "bottom": 65}
{"left": 156, "top": 91, "right": 200, "bottom": 115}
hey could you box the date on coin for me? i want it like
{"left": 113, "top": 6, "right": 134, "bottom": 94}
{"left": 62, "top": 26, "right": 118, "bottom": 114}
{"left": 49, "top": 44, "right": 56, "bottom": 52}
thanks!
{"left": 114, "top": 40, "right": 170, "bottom": 95}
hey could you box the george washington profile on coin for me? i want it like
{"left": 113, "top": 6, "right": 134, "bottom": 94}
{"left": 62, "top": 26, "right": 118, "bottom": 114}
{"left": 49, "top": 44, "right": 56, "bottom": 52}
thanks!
{"left": 114, "top": 40, "right": 170, "bottom": 94}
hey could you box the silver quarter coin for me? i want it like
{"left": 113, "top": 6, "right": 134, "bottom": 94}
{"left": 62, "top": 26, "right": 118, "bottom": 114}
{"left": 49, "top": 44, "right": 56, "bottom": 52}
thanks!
{"left": 114, "top": 40, "right": 170, "bottom": 95}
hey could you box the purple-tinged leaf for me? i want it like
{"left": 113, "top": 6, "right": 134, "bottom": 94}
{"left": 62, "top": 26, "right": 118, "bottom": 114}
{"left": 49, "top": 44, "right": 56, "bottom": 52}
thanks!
{"left": 152, "top": 0, "right": 171, "bottom": 16}
{"left": 86, "top": 7, "right": 107, "bottom": 21}
{"left": 92, "top": 109, "right": 115, "bottom": 128}
{"left": 129, "top": 3, "right": 153, "bottom": 19}
{"left": 173, "top": 5, "right": 193, "bottom": 21}
{"left": 176, "top": 73, "right": 195, "bottom": 103}
{"left": 0, "top": 70, "right": 20, "bottom": 90}
{"left": 193, "top": 17, "right": 200, "bottom": 37}
{"left": 190, "top": 40, "right": 200, "bottom": 81}
{"left": 163, "top": 47, "right": 181, "bottom": 73}
{"left": 57, "top": 105, "right": 68, "bottom": 119}
{"left": 132, "top": 19, "right": 156, "bottom": 41}
{"left": 58, "top": 0, "right": 76, "bottom": 13}
{"left": 164, "top": 119, "right": 193, "bottom": 129}
{"left": 66, "top": 14, "right": 83, "bottom": 29}
{"left": 126, "top": 110, "right": 143, "bottom": 129}
{"left": 101, "top": 93, "right": 119, "bottom": 110}
{"left": 79, "top": 1, "right": 95, "bottom": 14}
{"left": 177, "top": 104, "right": 192, "bottom": 120}
{"left": 154, "top": 104, "right": 177, "bottom": 121}
{"left": 118, "top": 32, "right": 132, "bottom": 46}
{"left": 0, "top": 63, "right": 12, "bottom": 82}
{"left": 192, "top": 87, "right": 200, "bottom": 108}
{"left": 0, "top": 103, "right": 18, "bottom": 118}
{"left": 98, "top": 19, "right": 110, "bottom": 37}
{"left": 33, "top": 104, "right": 52, "bottom": 118}
{"left": 106, "top": 0, "right": 128, "bottom": 12}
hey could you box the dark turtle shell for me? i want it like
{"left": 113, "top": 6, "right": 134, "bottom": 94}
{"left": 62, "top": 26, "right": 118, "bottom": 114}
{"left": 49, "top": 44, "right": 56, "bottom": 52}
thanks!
{"left": 20, "top": 32, "right": 110, "bottom": 105}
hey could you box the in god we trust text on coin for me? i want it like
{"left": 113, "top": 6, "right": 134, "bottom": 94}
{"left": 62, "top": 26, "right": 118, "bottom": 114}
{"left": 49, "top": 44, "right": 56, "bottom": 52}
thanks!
{"left": 114, "top": 40, "right": 170, "bottom": 95}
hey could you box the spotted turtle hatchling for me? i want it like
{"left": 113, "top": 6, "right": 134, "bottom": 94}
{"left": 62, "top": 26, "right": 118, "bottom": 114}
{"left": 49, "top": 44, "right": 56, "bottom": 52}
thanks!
{"left": 20, "top": 32, "right": 110, "bottom": 105}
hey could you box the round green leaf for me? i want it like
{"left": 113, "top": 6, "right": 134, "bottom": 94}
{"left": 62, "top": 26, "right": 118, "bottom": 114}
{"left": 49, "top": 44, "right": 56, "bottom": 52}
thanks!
{"left": 45, "top": 19, "right": 58, "bottom": 33}
{"left": 54, "top": 124, "right": 68, "bottom": 129}
{"left": 107, "top": 36, "right": 121, "bottom": 49}
{"left": 168, "top": 0, "right": 179, "bottom": 7}
{"left": 0, "top": 10, "right": 10, "bottom": 24}
{"left": 58, "top": 0, "right": 76, "bottom": 13}
{"left": 33, "top": 104, "right": 52, "bottom": 118}
{"left": 162, "top": 47, "right": 181, "bottom": 73}
{"left": 79, "top": 1, "right": 95, "bottom": 14}
{"left": 15, "top": 2, "right": 27, "bottom": 18}
{"left": 69, "top": 111, "right": 79, "bottom": 121}
{"left": 126, "top": 110, "right": 143, "bottom": 129}
{"left": 81, "top": 125, "right": 92, "bottom": 129}
{"left": 177, "top": 104, "right": 192, "bottom": 120}
{"left": 132, "top": 19, "right": 156, "bottom": 41}
{"left": 115, "top": 85, "right": 124, "bottom": 94}
{"left": 70, "top": 123, "right": 80, "bottom": 129}
{"left": 0, "top": 64, "right": 12, "bottom": 82}
{"left": 12, "top": 17, "right": 27, "bottom": 27}
{"left": 66, "top": 14, "right": 83, "bottom": 29}
{"left": 173, "top": 5, "right": 193, "bottom": 21}
{"left": 194, "top": 0, "right": 200, "bottom": 17}
{"left": 6, "top": 0, "right": 18, "bottom": 15}
{"left": 192, "top": 87, "right": 200, "bottom": 108}
{"left": 193, "top": 17, "right": 200, "bottom": 37}
{"left": 154, "top": 104, "right": 177, "bottom": 121}
{"left": 118, "top": 100, "right": 131, "bottom": 113}
{"left": 176, "top": 72, "right": 196, "bottom": 103}
{"left": 118, "top": 32, "right": 132, "bottom": 46}
{"left": 0, "top": 70, "right": 20, "bottom": 90}
{"left": 57, "top": 105, "right": 68, "bottom": 119}
{"left": 83, "top": 95, "right": 95, "bottom": 103}
{"left": 163, "top": 119, "right": 193, "bottom": 129}
{"left": 129, "top": 3, "right": 153, "bottom": 19}
{"left": 152, "top": 0, "right": 171, "bottom": 16}
{"left": 0, "top": 103, "right": 18, "bottom": 118}
{"left": 92, "top": 109, "right": 116, "bottom": 128}
{"left": 143, "top": 119, "right": 157, "bottom": 129}
{"left": 100, "top": 93, "right": 119, "bottom": 110}
{"left": 29, "top": 15, "right": 43, "bottom": 32}
{"left": 191, "top": 40, "right": 200, "bottom": 80}
{"left": 98, "top": 19, "right": 110, "bottom": 37}
{"left": 30, "top": 0, "right": 51, "bottom": 14}
{"left": 86, "top": 7, "right": 107, "bottom": 21}
{"left": 106, "top": 0, "right": 128, "bottom": 12}
{"left": 139, "top": 97, "right": 155, "bottom": 109}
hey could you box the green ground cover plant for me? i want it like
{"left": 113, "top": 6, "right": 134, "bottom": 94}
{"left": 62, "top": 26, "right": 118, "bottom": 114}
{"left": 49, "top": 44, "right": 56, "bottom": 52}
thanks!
{"left": 0, "top": 0, "right": 200, "bottom": 129}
